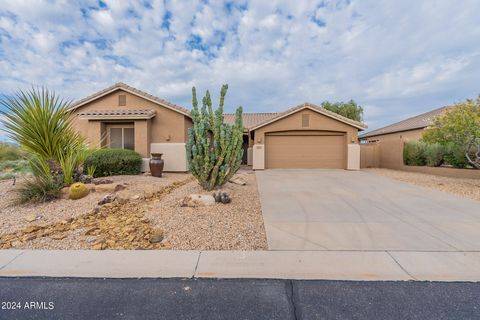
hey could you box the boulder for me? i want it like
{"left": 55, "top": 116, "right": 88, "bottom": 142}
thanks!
{"left": 181, "top": 194, "right": 216, "bottom": 207}
{"left": 229, "top": 175, "right": 247, "bottom": 185}
{"left": 149, "top": 229, "right": 164, "bottom": 243}
{"left": 213, "top": 192, "right": 232, "bottom": 204}
{"left": 92, "top": 178, "right": 114, "bottom": 185}
{"left": 98, "top": 193, "right": 116, "bottom": 205}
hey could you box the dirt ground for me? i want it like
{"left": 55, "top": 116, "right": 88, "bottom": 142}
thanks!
{"left": 366, "top": 168, "right": 480, "bottom": 201}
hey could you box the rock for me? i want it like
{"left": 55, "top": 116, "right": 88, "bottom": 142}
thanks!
{"left": 24, "top": 225, "right": 41, "bottom": 233}
{"left": 78, "top": 174, "right": 93, "bottom": 184}
{"left": 50, "top": 233, "right": 67, "bottom": 240}
{"left": 229, "top": 175, "right": 247, "bottom": 185}
{"left": 69, "top": 182, "right": 90, "bottom": 200}
{"left": 94, "top": 184, "right": 117, "bottom": 193}
{"left": 181, "top": 194, "right": 216, "bottom": 207}
{"left": 84, "top": 227, "right": 99, "bottom": 235}
{"left": 213, "top": 192, "right": 232, "bottom": 204}
{"left": 149, "top": 229, "right": 164, "bottom": 243}
{"left": 92, "top": 178, "right": 114, "bottom": 185}
{"left": 25, "top": 214, "right": 37, "bottom": 222}
{"left": 131, "top": 195, "right": 141, "bottom": 200}
{"left": 114, "top": 184, "right": 127, "bottom": 192}
{"left": 98, "top": 193, "right": 116, "bottom": 205}
{"left": 11, "top": 241, "right": 21, "bottom": 248}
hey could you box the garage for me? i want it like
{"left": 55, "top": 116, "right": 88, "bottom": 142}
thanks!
{"left": 250, "top": 103, "right": 366, "bottom": 170}
{"left": 265, "top": 132, "right": 345, "bottom": 169}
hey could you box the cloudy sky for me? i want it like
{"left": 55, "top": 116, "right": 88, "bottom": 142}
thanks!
{"left": 1, "top": 0, "right": 480, "bottom": 139}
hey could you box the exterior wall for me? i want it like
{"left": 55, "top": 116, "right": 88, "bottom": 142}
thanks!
{"left": 71, "top": 89, "right": 191, "bottom": 171}
{"left": 150, "top": 143, "right": 188, "bottom": 172}
{"left": 361, "top": 128, "right": 424, "bottom": 169}
{"left": 251, "top": 109, "right": 360, "bottom": 170}
{"left": 252, "top": 144, "right": 265, "bottom": 170}
{"left": 347, "top": 144, "right": 360, "bottom": 170}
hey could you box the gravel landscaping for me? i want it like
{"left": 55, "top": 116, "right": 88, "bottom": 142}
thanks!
{"left": 366, "top": 168, "right": 480, "bottom": 201}
{"left": 0, "top": 171, "right": 267, "bottom": 250}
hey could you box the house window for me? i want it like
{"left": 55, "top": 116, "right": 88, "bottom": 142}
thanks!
{"left": 110, "top": 127, "right": 135, "bottom": 150}
{"left": 118, "top": 95, "right": 126, "bottom": 106}
{"left": 302, "top": 114, "right": 310, "bottom": 127}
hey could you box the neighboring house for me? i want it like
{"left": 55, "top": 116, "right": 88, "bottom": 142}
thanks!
{"left": 359, "top": 106, "right": 446, "bottom": 169}
{"left": 359, "top": 107, "right": 446, "bottom": 143}
{"left": 70, "top": 83, "right": 367, "bottom": 171}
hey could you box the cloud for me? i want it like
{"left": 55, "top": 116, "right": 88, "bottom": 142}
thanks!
{"left": 0, "top": 0, "right": 479, "bottom": 131}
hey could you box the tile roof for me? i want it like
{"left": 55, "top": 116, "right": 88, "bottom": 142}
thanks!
{"left": 77, "top": 109, "right": 156, "bottom": 119}
{"left": 69, "top": 82, "right": 190, "bottom": 117}
{"left": 359, "top": 106, "right": 447, "bottom": 138}
{"left": 223, "top": 112, "right": 279, "bottom": 129}
{"left": 249, "top": 102, "right": 367, "bottom": 131}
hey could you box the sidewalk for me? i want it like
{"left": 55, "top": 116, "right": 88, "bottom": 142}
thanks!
{"left": 1, "top": 250, "right": 480, "bottom": 281}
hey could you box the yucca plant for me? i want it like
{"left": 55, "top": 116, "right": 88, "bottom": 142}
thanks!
{"left": 0, "top": 87, "right": 85, "bottom": 166}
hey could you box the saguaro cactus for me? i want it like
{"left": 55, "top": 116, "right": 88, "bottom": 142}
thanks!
{"left": 186, "top": 84, "right": 244, "bottom": 191}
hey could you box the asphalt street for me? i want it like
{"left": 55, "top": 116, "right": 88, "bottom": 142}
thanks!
{"left": 0, "top": 278, "right": 479, "bottom": 320}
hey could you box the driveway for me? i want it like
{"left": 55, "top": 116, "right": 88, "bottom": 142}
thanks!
{"left": 256, "top": 169, "right": 480, "bottom": 251}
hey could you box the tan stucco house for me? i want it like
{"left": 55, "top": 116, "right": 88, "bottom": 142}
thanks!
{"left": 70, "top": 83, "right": 367, "bottom": 171}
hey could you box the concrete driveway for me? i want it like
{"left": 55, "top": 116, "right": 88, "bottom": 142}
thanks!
{"left": 256, "top": 169, "right": 480, "bottom": 251}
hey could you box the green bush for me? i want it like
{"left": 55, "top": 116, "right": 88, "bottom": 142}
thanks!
{"left": 84, "top": 148, "right": 142, "bottom": 177}
{"left": 424, "top": 143, "right": 445, "bottom": 167}
{"left": 444, "top": 143, "right": 469, "bottom": 168}
{"left": 0, "top": 142, "right": 26, "bottom": 161}
{"left": 403, "top": 141, "right": 427, "bottom": 166}
{"left": 0, "top": 159, "right": 31, "bottom": 180}
{"left": 15, "top": 174, "right": 63, "bottom": 204}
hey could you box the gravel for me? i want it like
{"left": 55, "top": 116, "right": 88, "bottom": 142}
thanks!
{"left": 0, "top": 173, "right": 190, "bottom": 237}
{"left": 366, "top": 168, "right": 480, "bottom": 201}
{"left": 0, "top": 171, "right": 267, "bottom": 250}
{"left": 144, "top": 171, "right": 268, "bottom": 250}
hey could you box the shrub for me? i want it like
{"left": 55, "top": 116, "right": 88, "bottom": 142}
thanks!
{"left": 0, "top": 142, "right": 26, "bottom": 161}
{"left": 403, "top": 141, "right": 427, "bottom": 166}
{"left": 424, "top": 143, "right": 445, "bottom": 167}
{"left": 84, "top": 148, "right": 142, "bottom": 177}
{"left": 444, "top": 143, "right": 469, "bottom": 168}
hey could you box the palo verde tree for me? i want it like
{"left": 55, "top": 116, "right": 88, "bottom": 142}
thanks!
{"left": 186, "top": 84, "right": 244, "bottom": 191}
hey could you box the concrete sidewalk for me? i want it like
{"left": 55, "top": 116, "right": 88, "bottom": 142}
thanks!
{"left": 2, "top": 250, "right": 480, "bottom": 281}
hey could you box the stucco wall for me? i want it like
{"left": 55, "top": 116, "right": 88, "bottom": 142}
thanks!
{"left": 71, "top": 89, "right": 192, "bottom": 161}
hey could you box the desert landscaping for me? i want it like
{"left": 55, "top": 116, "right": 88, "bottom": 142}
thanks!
{"left": 0, "top": 170, "right": 267, "bottom": 250}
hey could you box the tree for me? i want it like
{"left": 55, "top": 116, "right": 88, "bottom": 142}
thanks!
{"left": 186, "top": 84, "right": 244, "bottom": 191}
{"left": 321, "top": 99, "right": 364, "bottom": 122}
{"left": 422, "top": 98, "right": 480, "bottom": 169}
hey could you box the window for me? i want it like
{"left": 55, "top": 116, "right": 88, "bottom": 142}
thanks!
{"left": 109, "top": 127, "right": 135, "bottom": 150}
{"left": 118, "top": 95, "right": 126, "bottom": 106}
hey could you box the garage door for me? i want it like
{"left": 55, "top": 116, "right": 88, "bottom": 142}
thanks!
{"left": 265, "top": 133, "right": 345, "bottom": 169}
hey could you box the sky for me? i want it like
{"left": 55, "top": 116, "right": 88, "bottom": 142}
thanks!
{"left": 1, "top": 0, "right": 480, "bottom": 140}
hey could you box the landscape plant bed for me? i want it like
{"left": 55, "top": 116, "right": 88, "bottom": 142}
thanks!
{"left": 366, "top": 168, "right": 480, "bottom": 201}
{"left": 0, "top": 171, "right": 267, "bottom": 250}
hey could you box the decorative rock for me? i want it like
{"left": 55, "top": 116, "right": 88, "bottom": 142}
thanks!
{"left": 114, "top": 184, "right": 127, "bottom": 192}
{"left": 229, "top": 175, "right": 247, "bottom": 185}
{"left": 78, "top": 174, "right": 93, "bottom": 184}
{"left": 98, "top": 193, "right": 116, "bottom": 205}
{"left": 92, "top": 178, "right": 114, "bottom": 185}
{"left": 24, "top": 225, "right": 41, "bottom": 233}
{"left": 213, "top": 192, "right": 232, "bottom": 204}
{"left": 60, "top": 187, "right": 70, "bottom": 199}
{"left": 69, "top": 183, "right": 90, "bottom": 200}
{"left": 94, "top": 184, "right": 117, "bottom": 193}
{"left": 180, "top": 194, "right": 216, "bottom": 207}
{"left": 25, "top": 214, "right": 37, "bottom": 222}
{"left": 149, "top": 229, "right": 164, "bottom": 243}
{"left": 50, "top": 234, "right": 67, "bottom": 240}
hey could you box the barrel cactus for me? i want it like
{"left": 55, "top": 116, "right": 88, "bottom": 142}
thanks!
{"left": 186, "top": 84, "right": 243, "bottom": 191}
{"left": 69, "top": 182, "right": 89, "bottom": 200}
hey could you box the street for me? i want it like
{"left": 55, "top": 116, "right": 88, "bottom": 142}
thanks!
{"left": 0, "top": 278, "right": 479, "bottom": 319}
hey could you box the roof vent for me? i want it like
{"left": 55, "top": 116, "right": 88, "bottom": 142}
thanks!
{"left": 302, "top": 114, "right": 310, "bottom": 127}
{"left": 118, "top": 95, "right": 126, "bottom": 106}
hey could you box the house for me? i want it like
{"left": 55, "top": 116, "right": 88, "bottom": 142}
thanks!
{"left": 359, "top": 107, "right": 446, "bottom": 143}
{"left": 359, "top": 106, "right": 446, "bottom": 169}
{"left": 70, "top": 83, "right": 367, "bottom": 171}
